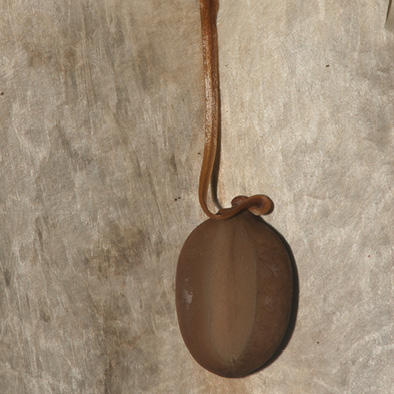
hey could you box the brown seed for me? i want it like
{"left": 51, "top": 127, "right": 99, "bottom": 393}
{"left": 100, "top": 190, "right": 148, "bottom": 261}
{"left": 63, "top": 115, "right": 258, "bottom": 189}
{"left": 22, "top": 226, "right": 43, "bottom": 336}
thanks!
{"left": 176, "top": 211, "right": 293, "bottom": 377}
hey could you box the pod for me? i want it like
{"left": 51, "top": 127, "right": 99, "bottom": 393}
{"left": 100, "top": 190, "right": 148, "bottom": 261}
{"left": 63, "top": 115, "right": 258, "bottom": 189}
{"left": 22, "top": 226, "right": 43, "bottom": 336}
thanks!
{"left": 176, "top": 211, "right": 293, "bottom": 377}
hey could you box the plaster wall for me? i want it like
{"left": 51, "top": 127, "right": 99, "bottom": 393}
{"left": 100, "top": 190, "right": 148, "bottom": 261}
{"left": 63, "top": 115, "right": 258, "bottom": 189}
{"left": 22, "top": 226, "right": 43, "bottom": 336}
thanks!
{"left": 0, "top": 1, "right": 393, "bottom": 393}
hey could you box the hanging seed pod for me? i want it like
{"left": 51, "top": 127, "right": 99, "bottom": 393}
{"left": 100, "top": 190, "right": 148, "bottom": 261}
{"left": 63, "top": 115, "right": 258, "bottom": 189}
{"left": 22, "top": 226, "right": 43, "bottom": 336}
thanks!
{"left": 176, "top": 211, "right": 293, "bottom": 377}
{"left": 175, "top": 0, "right": 296, "bottom": 377}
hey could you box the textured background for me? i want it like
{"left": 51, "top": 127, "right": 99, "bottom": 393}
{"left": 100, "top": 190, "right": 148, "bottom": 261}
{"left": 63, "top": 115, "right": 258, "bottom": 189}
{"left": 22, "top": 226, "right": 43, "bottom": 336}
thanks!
{"left": 0, "top": 0, "right": 393, "bottom": 393}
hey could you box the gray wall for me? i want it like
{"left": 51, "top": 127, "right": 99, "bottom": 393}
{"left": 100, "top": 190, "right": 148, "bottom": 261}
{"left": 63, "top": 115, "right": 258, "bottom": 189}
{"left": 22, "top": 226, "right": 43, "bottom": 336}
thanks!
{"left": 1, "top": 0, "right": 393, "bottom": 393}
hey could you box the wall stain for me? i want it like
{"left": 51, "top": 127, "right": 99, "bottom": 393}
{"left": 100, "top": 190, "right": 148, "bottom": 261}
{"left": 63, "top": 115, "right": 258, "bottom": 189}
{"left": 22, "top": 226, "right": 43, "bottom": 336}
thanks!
{"left": 82, "top": 221, "right": 153, "bottom": 392}
{"left": 56, "top": 125, "right": 93, "bottom": 172}
{"left": 102, "top": 294, "right": 142, "bottom": 394}
{"left": 39, "top": 309, "right": 51, "bottom": 323}
{"left": 38, "top": 298, "right": 51, "bottom": 323}
{"left": 169, "top": 153, "right": 177, "bottom": 174}
{"left": 35, "top": 218, "right": 44, "bottom": 252}
{"left": 3, "top": 270, "right": 11, "bottom": 287}
{"left": 84, "top": 222, "right": 149, "bottom": 278}
{"left": 19, "top": 9, "right": 81, "bottom": 72}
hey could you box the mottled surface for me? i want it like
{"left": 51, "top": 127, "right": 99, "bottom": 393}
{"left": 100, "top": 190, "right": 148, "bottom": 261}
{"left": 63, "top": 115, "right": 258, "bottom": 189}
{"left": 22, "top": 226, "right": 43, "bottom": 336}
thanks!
{"left": 176, "top": 212, "right": 293, "bottom": 377}
{"left": 0, "top": 0, "right": 393, "bottom": 393}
